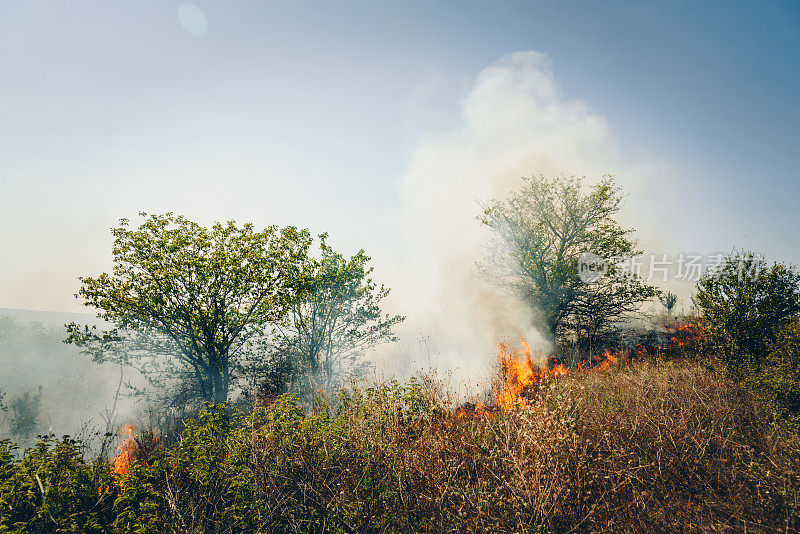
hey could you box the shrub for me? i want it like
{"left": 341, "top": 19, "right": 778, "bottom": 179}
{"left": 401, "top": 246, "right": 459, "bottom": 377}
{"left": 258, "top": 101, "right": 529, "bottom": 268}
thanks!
{"left": 8, "top": 386, "right": 42, "bottom": 442}
{"left": 694, "top": 251, "right": 800, "bottom": 374}
{"left": 748, "top": 319, "right": 800, "bottom": 422}
{"left": 0, "top": 436, "right": 116, "bottom": 533}
{"left": 0, "top": 362, "right": 798, "bottom": 532}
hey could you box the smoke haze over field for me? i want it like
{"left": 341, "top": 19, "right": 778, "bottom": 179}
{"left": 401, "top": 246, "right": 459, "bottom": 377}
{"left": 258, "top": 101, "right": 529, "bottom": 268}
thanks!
{"left": 3, "top": 1, "right": 800, "bottom": 316}
{"left": 0, "top": 311, "right": 139, "bottom": 448}
{"left": 383, "top": 52, "right": 640, "bottom": 378}
{"left": 0, "top": 51, "right": 686, "bottom": 414}
{"left": 2, "top": 0, "right": 800, "bottom": 432}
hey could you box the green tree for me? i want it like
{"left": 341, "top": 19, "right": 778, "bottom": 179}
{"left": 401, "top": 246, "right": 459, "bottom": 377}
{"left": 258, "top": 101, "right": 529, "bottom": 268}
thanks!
{"left": 660, "top": 291, "right": 678, "bottom": 315}
{"left": 66, "top": 213, "right": 312, "bottom": 405}
{"left": 694, "top": 251, "right": 800, "bottom": 374}
{"left": 8, "top": 386, "right": 42, "bottom": 442}
{"left": 253, "top": 235, "right": 404, "bottom": 392}
{"left": 480, "top": 175, "right": 657, "bottom": 353}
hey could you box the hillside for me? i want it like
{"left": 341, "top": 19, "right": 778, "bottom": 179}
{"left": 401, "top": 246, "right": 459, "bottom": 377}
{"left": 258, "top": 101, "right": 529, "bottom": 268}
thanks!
{"left": 1, "top": 357, "right": 798, "bottom": 533}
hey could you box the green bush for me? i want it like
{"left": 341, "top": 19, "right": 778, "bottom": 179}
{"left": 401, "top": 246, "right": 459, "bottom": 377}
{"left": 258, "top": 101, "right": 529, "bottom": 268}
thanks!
{"left": 748, "top": 320, "right": 800, "bottom": 421}
{"left": 8, "top": 387, "right": 42, "bottom": 443}
{"left": 0, "top": 436, "right": 116, "bottom": 533}
{"left": 695, "top": 251, "right": 800, "bottom": 374}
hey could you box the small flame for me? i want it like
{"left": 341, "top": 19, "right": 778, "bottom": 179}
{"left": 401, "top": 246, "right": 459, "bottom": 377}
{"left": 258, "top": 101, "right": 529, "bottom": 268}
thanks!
{"left": 113, "top": 425, "right": 136, "bottom": 477}
{"left": 594, "top": 350, "right": 618, "bottom": 372}
{"left": 457, "top": 337, "right": 620, "bottom": 417}
{"left": 663, "top": 322, "right": 703, "bottom": 348}
{"left": 455, "top": 400, "right": 496, "bottom": 419}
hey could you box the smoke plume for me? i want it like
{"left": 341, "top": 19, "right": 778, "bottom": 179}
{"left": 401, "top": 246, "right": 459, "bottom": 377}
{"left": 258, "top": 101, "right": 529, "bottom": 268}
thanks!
{"left": 387, "top": 51, "right": 623, "bottom": 380}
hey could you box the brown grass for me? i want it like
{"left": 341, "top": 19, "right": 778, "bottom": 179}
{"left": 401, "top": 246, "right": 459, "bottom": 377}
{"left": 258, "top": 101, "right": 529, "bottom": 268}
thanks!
{"left": 119, "top": 359, "right": 800, "bottom": 533}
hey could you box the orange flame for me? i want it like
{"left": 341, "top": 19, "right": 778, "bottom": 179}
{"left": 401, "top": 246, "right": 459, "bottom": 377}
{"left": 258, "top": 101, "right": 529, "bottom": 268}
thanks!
{"left": 594, "top": 350, "right": 618, "bottom": 372}
{"left": 662, "top": 322, "right": 704, "bottom": 349}
{"left": 454, "top": 400, "right": 496, "bottom": 419}
{"left": 113, "top": 425, "right": 136, "bottom": 477}
{"left": 458, "top": 338, "right": 619, "bottom": 417}
{"left": 493, "top": 338, "right": 567, "bottom": 412}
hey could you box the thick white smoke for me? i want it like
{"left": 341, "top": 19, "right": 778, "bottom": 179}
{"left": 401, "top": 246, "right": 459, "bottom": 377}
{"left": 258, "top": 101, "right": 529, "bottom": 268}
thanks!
{"left": 384, "top": 51, "right": 624, "bottom": 381}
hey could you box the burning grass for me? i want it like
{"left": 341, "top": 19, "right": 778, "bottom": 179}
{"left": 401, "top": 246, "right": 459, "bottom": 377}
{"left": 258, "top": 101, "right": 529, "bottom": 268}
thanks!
{"left": 111, "top": 359, "right": 800, "bottom": 531}
{"left": 493, "top": 338, "right": 568, "bottom": 411}
{"left": 374, "top": 358, "right": 799, "bottom": 533}
{"left": 112, "top": 424, "right": 136, "bottom": 477}
{"left": 458, "top": 338, "right": 613, "bottom": 418}
{"left": 2, "top": 356, "right": 799, "bottom": 533}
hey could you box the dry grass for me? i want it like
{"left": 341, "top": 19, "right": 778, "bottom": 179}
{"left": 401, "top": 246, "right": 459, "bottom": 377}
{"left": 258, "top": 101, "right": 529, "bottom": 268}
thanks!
{"left": 35, "top": 358, "right": 795, "bottom": 533}
{"left": 157, "top": 359, "right": 797, "bottom": 533}
{"left": 6, "top": 357, "right": 797, "bottom": 532}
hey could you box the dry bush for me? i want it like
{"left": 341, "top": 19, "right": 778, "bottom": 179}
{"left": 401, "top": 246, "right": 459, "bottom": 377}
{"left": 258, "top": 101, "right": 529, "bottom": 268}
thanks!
{"left": 538, "top": 360, "right": 800, "bottom": 532}
{"left": 303, "top": 360, "right": 800, "bottom": 533}
{"left": 158, "top": 361, "right": 798, "bottom": 533}
{"left": 8, "top": 360, "right": 798, "bottom": 533}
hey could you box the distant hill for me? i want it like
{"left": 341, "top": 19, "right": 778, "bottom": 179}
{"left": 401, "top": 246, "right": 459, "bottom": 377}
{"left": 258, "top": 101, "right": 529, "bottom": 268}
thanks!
{"left": 0, "top": 308, "right": 102, "bottom": 329}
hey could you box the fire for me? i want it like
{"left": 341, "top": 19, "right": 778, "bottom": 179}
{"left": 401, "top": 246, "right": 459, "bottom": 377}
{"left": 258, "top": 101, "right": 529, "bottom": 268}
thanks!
{"left": 454, "top": 400, "right": 496, "bottom": 419}
{"left": 113, "top": 425, "right": 137, "bottom": 477}
{"left": 493, "top": 338, "right": 567, "bottom": 412}
{"left": 594, "top": 350, "right": 618, "bottom": 372}
{"left": 458, "top": 338, "right": 619, "bottom": 417}
{"left": 662, "top": 322, "right": 703, "bottom": 349}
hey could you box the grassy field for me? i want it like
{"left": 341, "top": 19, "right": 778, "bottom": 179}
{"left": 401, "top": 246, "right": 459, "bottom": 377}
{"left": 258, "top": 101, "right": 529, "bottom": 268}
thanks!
{"left": 2, "top": 356, "right": 799, "bottom": 533}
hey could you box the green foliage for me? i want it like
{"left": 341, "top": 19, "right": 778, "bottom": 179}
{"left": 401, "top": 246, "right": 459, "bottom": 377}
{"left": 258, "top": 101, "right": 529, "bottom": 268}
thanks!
{"left": 748, "top": 320, "right": 800, "bottom": 421}
{"left": 174, "top": 404, "right": 236, "bottom": 486}
{"left": 659, "top": 290, "right": 678, "bottom": 314}
{"left": 694, "top": 250, "right": 800, "bottom": 374}
{"left": 66, "top": 212, "right": 313, "bottom": 405}
{"left": 112, "top": 461, "right": 162, "bottom": 534}
{"left": 8, "top": 387, "right": 42, "bottom": 442}
{"left": 0, "top": 436, "right": 116, "bottom": 533}
{"left": 480, "top": 175, "right": 657, "bottom": 351}
{"left": 263, "top": 234, "right": 405, "bottom": 392}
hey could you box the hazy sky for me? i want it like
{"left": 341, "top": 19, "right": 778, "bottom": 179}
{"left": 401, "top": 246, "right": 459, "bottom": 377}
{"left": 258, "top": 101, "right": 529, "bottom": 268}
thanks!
{"left": 1, "top": 1, "right": 799, "bottom": 313}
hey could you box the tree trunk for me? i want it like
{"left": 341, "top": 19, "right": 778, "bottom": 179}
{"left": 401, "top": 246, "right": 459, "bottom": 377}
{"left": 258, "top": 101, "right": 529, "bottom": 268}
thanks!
{"left": 549, "top": 320, "right": 559, "bottom": 344}
{"left": 209, "top": 359, "right": 227, "bottom": 404}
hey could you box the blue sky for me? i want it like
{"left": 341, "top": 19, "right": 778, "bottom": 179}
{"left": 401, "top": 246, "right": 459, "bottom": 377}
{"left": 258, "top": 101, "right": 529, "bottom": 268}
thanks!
{"left": 1, "top": 1, "right": 799, "bottom": 314}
